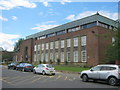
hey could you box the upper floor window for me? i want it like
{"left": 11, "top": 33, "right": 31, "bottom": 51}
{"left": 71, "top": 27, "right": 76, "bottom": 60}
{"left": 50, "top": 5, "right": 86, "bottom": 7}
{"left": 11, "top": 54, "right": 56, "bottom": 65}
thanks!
{"left": 74, "top": 37, "right": 78, "bottom": 47}
{"left": 46, "top": 43, "right": 49, "bottom": 49}
{"left": 61, "top": 40, "right": 64, "bottom": 48}
{"left": 34, "top": 45, "right": 37, "bottom": 51}
{"left": 67, "top": 39, "right": 71, "bottom": 47}
{"left": 55, "top": 41, "right": 59, "bottom": 49}
{"left": 56, "top": 30, "right": 66, "bottom": 35}
{"left": 81, "top": 36, "right": 86, "bottom": 46}
{"left": 38, "top": 44, "right": 40, "bottom": 51}
{"left": 50, "top": 42, "right": 54, "bottom": 49}
{"left": 42, "top": 43, "right": 44, "bottom": 50}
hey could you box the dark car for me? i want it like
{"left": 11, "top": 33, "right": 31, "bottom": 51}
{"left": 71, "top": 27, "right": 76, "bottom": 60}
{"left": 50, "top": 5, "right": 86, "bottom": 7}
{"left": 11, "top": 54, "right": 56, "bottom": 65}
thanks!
{"left": 16, "top": 63, "right": 34, "bottom": 72}
{"left": 8, "top": 62, "right": 19, "bottom": 70}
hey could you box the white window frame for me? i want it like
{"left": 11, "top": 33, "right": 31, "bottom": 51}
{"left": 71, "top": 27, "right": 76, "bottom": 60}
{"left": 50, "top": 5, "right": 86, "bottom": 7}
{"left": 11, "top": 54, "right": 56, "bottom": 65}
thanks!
{"left": 50, "top": 52, "right": 53, "bottom": 61}
{"left": 55, "top": 41, "right": 59, "bottom": 49}
{"left": 81, "top": 51, "right": 87, "bottom": 62}
{"left": 81, "top": 36, "right": 86, "bottom": 46}
{"left": 67, "top": 52, "right": 70, "bottom": 62}
{"left": 38, "top": 44, "right": 40, "bottom": 51}
{"left": 34, "top": 45, "right": 37, "bottom": 51}
{"left": 45, "top": 53, "right": 48, "bottom": 62}
{"left": 67, "top": 39, "right": 71, "bottom": 47}
{"left": 41, "top": 53, "right": 44, "bottom": 62}
{"left": 42, "top": 43, "right": 44, "bottom": 50}
{"left": 74, "top": 51, "right": 78, "bottom": 62}
{"left": 61, "top": 52, "right": 64, "bottom": 62}
{"left": 74, "top": 37, "right": 78, "bottom": 47}
{"left": 50, "top": 42, "right": 53, "bottom": 49}
{"left": 55, "top": 52, "right": 58, "bottom": 62}
{"left": 61, "top": 40, "right": 64, "bottom": 48}
{"left": 46, "top": 43, "right": 49, "bottom": 50}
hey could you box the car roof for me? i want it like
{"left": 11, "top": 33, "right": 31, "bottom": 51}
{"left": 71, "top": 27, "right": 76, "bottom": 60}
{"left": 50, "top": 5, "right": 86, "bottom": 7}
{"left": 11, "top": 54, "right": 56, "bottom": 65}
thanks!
{"left": 97, "top": 64, "right": 118, "bottom": 67}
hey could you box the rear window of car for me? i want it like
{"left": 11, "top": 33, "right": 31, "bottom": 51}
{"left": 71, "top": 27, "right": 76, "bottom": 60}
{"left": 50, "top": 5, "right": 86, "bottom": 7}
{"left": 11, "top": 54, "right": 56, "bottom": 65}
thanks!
{"left": 25, "top": 64, "right": 32, "bottom": 66}
{"left": 46, "top": 64, "right": 53, "bottom": 68}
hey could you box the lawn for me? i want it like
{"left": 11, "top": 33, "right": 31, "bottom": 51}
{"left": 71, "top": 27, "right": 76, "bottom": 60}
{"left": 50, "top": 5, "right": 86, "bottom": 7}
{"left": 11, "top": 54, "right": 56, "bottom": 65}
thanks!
{"left": 54, "top": 65, "right": 90, "bottom": 72}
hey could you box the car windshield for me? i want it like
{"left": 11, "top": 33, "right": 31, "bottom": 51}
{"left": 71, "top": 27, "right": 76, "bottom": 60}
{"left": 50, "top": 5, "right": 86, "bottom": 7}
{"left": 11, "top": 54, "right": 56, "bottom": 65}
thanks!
{"left": 46, "top": 64, "right": 53, "bottom": 68}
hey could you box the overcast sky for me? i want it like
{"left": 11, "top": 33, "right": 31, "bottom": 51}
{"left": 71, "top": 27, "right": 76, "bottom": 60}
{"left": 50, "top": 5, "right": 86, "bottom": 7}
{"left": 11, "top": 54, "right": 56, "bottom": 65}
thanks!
{"left": 0, "top": 0, "right": 119, "bottom": 51}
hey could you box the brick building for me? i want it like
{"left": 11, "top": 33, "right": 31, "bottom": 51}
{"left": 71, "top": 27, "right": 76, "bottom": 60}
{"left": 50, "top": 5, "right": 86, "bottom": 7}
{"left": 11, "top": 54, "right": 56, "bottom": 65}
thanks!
{"left": 15, "top": 13, "right": 119, "bottom": 66}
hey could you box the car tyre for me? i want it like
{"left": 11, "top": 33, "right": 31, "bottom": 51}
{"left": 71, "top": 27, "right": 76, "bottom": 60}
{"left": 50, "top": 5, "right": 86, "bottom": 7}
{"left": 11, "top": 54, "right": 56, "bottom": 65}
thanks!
{"left": 81, "top": 74, "right": 88, "bottom": 82}
{"left": 42, "top": 71, "right": 46, "bottom": 75}
{"left": 33, "top": 69, "right": 36, "bottom": 74}
{"left": 108, "top": 77, "right": 118, "bottom": 86}
{"left": 52, "top": 73, "right": 55, "bottom": 75}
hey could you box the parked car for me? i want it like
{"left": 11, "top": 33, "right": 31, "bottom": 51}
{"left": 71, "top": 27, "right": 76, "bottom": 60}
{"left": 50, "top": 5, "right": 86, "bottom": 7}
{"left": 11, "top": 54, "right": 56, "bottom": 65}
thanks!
{"left": 33, "top": 64, "right": 55, "bottom": 75}
{"left": 8, "top": 62, "right": 19, "bottom": 70}
{"left": 80, "top": 64, "right": 120, "bottom": 86}
{"left": 16, "top": 63, "right": 34, "bottom": 72}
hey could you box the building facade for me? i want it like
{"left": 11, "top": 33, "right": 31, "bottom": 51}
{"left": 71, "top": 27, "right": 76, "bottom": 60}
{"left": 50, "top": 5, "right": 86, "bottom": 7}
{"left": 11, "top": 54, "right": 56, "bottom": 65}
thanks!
{"left": 15, "top": 13, "right": 119, "bottom": 66}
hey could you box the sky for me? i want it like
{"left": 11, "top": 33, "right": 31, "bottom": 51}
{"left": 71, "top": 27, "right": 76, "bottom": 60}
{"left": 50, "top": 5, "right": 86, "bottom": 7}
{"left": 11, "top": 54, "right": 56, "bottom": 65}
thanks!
{"left": 0, "top": 0, "right": 119, "bottom": 51}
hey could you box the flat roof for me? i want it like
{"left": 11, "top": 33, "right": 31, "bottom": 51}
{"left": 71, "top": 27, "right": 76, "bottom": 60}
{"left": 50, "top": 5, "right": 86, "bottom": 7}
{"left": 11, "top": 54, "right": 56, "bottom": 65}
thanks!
{"left": 26, "top": 13, "right": 118, "bottom": 39}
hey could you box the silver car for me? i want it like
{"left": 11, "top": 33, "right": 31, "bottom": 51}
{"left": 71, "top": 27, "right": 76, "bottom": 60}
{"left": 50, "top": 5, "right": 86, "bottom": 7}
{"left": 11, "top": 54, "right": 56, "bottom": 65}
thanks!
{"left": 33, "top": 64, "right": 55, "bottom": 75}
{"left": 80, "top": 64, "right": 120, "bottom": 86}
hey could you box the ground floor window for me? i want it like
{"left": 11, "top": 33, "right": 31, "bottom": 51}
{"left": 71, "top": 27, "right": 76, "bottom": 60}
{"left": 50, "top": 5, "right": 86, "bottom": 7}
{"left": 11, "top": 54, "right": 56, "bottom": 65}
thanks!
{"left": 50, "top": 52, "right": 53, "bottom": 61}
{"left": 38, "top": 54, "right": 40, "bottom": 62}
{"left": 61, "top": 52, "right": 64, "bottom": 62}
{"left": 55, "top": 52, "right": 58, "bottom": 62}
{"left": 45, "top": 53, "right": 48, "bottom": 62}
{"left": 41, "top": 53, "right": 44, "bottom": 62}
{"left": 81, "top": 51, "right": 87, "bottom": 62}
{"left": 67, "top": 52, "right": 70, "bottom": 62}
{"left": 74, "top": 51, "right": 78, "bottom": 62}
{"left": 34, "top": 54, "right": 37, "bottom": 62}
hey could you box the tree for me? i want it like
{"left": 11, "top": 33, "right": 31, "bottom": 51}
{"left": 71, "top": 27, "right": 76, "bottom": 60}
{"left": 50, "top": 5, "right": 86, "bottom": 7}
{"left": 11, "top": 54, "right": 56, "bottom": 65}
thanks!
{"left": 105, "top": 27, "right": 120, "bottom": 63}
{"left": 14, "top": 38, "right": 24, "bottom": 52}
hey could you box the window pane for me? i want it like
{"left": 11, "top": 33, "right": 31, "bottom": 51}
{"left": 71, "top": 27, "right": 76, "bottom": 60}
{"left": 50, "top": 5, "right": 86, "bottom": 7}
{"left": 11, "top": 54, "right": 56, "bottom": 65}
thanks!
{"left": 67, "top": 39, "right": 71, "bottom": 47}
{"left": 74, "top": 37, "right": 78, "bottom": 47}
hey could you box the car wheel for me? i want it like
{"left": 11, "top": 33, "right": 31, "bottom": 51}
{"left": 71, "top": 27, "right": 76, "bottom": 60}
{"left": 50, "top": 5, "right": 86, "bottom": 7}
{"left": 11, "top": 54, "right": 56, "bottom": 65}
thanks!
{"left": 81, "top": 74, "right": 88, "bottom": 82}
{"left": 8, "top": 67, "right": 10, "bottom": 69}
{"left": 33, "top": 69, "right": 36, "bottom": 74}
{"left": 42, "top": 71, "right": 46, "bottom": 75}
{"left": 108, "top": 77, "right": 118, "bottom": 86}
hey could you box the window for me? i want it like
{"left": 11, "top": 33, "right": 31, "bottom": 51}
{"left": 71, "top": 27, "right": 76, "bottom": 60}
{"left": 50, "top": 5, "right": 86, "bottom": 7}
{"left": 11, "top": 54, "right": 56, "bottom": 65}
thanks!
{"left": 67, "top": 39, "right": 71, "bottom": 47}
{"left": 34, "top": 54, "right": 37, "bottom": 61}
{"left": 38, "top": 54, "right": 40, "bottom": 61}
{"left": 67, "top": 52, "right": 70, "bottom": 62}
{"left": 92, "top": 66, "right": 102, "bottom": 71}
{"left": 34, "top": 45, "right": 37, "bottom": 51}
{"left": 74, "top": 51, "right": 78, "bottom": 62}
{"left": 74, "top": 37, "right": 78, "bottom": 47}
{"left": 100, "top": 66, "right": 116, "bottom": 71}
{"left": 41, "top": 53, "right": 44, "bottom": 62}
{"left": 46, "top": 43, "right": 49, "bottom": 49}
{"left": 42, "top": 44, "right": 44, "bottom": 50}
{"left": 40, "top": 35, "right": 46, "bottom": 39}
{"left": 81, "top": 51, "right": 87, "bottom": 62}
{"left": 56, "top": 30, "right": 66, "bottom": 35}
{"left": 61, "top": 40, "right": 64, "bottom": 48}
{"left": 112, "top": 37, "right": 115, "bottom": 43}
{"left": 55, "top": 41, "right": 59, "bottom": 49}
{"left": 55, "top": 52, "right": 58, "bottom": 62}
{"left": 38, "top": 44, "right": 40, "bottom": 51}
{"left": 81, "top": 36, "right": 86, "bottom": 46}
{"left": 45, "top": 53, "right": 48, "bottom": 62}
{"left": 61, "top": 52, "right": 64, "bottom": 62}
{"left": 50, "top": 42, "right": 53, "bottom": 49}
{"left": 50, "top": 53, "right": 53, "bottom": 61}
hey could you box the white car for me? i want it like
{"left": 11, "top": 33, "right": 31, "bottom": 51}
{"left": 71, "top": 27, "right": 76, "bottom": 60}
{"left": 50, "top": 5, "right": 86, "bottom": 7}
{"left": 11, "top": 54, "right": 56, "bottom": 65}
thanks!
{"left": 80, "top": 64, "right": 120, "bottom": 86}
{"left": 33, "top": 64, "right": 55, "bottom": 75}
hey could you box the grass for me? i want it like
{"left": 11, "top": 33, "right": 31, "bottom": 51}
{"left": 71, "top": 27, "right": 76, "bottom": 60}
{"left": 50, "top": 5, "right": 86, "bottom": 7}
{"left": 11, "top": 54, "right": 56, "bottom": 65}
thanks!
{"left": 54, "top": 65, "right": 90, "bottom": 72}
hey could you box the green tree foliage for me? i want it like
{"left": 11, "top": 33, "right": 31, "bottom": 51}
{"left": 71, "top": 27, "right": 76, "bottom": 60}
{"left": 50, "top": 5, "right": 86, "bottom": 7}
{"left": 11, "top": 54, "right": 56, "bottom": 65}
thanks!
{"left": 105, "top": 27, "right": 120, "bottom": 63}
{"left": 14, "top": 38, "right": 24, "bottom": 52}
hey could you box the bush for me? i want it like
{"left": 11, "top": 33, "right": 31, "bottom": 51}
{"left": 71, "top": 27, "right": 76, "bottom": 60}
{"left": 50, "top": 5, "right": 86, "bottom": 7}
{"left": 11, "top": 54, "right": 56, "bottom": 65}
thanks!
{"left": 57, "top": 58, "right": 60, "bottom": 65}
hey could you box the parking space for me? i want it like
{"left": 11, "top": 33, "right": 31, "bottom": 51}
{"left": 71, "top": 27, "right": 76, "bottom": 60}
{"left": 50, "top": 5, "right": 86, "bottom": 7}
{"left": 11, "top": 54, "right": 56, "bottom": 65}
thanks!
{"left": 1, "top": 65, "right": 119, "bottom": 88}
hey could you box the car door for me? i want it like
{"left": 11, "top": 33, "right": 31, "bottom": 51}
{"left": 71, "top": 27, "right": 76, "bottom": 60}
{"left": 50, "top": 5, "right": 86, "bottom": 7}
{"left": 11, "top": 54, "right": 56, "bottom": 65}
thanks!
{"left": 88, "top": 66, "right": 102, "bottom": 79}
{"left": 99, "top": 66, "right": 114, "bottom": 80}
{"left": 36, "top": 65, "right": 42, "bottom": 73}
